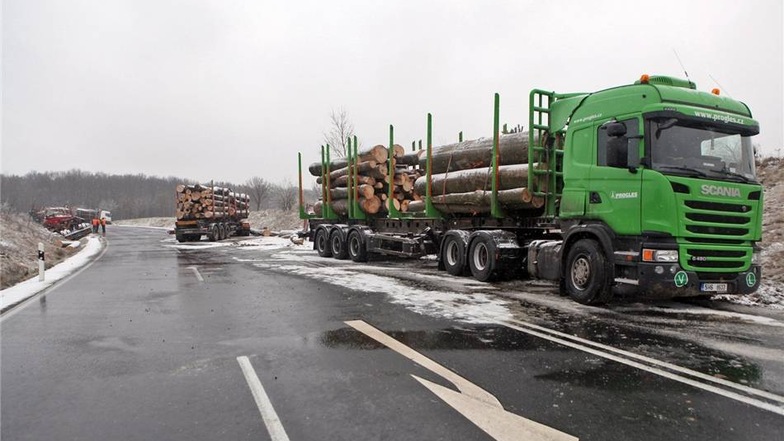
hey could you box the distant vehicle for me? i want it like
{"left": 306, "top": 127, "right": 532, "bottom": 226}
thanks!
{"left": 174, "top": 184, "right": 250, "bottom": 242}
{"left": 42, "top": 207, "right": 77, "bottom": 231}
{"left": 100, "top": 210, "right": 112, "bottom": 224}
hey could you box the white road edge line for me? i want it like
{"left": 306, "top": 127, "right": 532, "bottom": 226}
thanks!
{"left": 237, "top": 356, "right": 291, "bottom": 441}
{"left": 499, "top": 321, "right": 784, "bottom": 417}
{"left": 0, "top": 239, "right": 109, "bottom": 323}
{"left": 504, "top": 318, "right": 784, "bottom": 405}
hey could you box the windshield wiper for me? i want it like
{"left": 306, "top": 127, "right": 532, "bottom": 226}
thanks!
{"left": 656, "top": 165, "right": 709, "bottom": 178}
{"left": 715, "top": 169, "right": 753, "bottom": 183}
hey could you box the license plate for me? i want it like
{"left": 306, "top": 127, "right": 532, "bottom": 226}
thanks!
{"left": 701, "top": 283, "right": 728, "bottom": 293}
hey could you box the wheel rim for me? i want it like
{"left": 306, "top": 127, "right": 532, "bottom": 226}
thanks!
{"left": 349, "top": 235, "right": 360, "bottom": 256}
{"left": 332, "top": 235, "right": 341, "bottom": 254}
{"left": 571, "top": 255, "right": 591, "bottom": 290}
{"left": 446, "top": 240, "right": 459, "bottom": 267}
{"left": 317, "top": 232, "right": 327, "bottom": 252}
{"left": 472, "top": 242, "right": 488, "bottom": 271}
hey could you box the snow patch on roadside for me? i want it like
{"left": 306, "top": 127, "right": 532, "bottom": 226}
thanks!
{"left": 0, "top": 237, "right": 103, "bottom": 311}
{"left": 253, "top": 260, "right": 513, "bottom": 324}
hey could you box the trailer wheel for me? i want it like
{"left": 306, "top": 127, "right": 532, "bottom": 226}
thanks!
{"left": 176, "top": 233, "right": 187, "bottom": 243}
{"left": 207, "top": 225, "right": 218, "bottom": 242}
{"left": 347, "top": 230, "right": 368, "bottom": 262}
{"left": 217, "top": 224, "right": 225, "bottom": 241}
{"left": 330, "top": 230, "right": 348, "bottom": 260}
{"left": 564, "top": 239, "right": 613, "bottom": 305}
{"left": 441, "top": 235, "right": 467, "bottom": 276}
{"left": 315, "top": 228, "right": 333, "bottom": 257}
{"left": 468, "top": 235, "right": 498, "bottom": 282}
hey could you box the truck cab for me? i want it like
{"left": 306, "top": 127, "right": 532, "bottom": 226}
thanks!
{"left": 555, "top": 75, "right": 762, "bottom": 300}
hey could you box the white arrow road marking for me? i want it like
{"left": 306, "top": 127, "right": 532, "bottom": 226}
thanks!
{"left": 187, "top": 266, "right": 204, "bottom": 282}
{"left": 413, "top": 375, "right": 578, "bottom": 441}
{"left": 345, "top": 320, "right": 577, "bottom": 440}
{"left": 237, "top": 356, "right": 291, "bottom": 441}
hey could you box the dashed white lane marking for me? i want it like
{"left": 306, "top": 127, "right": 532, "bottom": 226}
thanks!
{"left": 346, "top": 320, "right": 577, "bottom": 441}
{"left": 499, "top": 320, "right": 784, "bottom": 417}
{"left": 187, "top": 266, "right": 204, "bottom": 282}
{"left": 237, "top": 356, "right": 291, "bottom": 441}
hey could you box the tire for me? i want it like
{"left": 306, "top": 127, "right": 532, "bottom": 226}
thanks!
{"left": 207, "top": 225, "right": 218, "bottom": 242}
{"left": 347, "top": 230, "right": 368, "bottom": 262}
{"left": 176, "top": 233, "right": 186, "bottom": 243}
{"left": 330, "top": 230, "right": 348, "bottom": 260}
{"left": 441, "top": 234, "right": 467, "bottom": 276}
{"left": 564, "top": 239, "right": 613, "bottom": 305}
{"left": 315, "top": 228, "right": 332, "bottom": 257}
{"left": 218, "top": 224, "right": 227, "bottom": 241}
{"left": 468, "top": 235, "right": 498, "bottom": 282}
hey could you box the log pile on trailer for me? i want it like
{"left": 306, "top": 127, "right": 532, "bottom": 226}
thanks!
{"left": 309, "top": 144, "right": 425, "bottom": 215}
{"left": 308, "top": 131, "right": 545, "bottom": 216}
{"left": 175, "top": 184, "right": 250, "bottom": 220}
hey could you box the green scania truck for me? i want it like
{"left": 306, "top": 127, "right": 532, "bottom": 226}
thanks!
{"left": 298, "top": 75, "right": 763, "bottom": 304}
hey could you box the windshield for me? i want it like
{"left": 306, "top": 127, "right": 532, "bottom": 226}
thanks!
{"left": 649, "top": 118, "right": 757, "bottom": 182}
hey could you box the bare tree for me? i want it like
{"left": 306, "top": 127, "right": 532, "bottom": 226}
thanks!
{"left": 323, "top": 107, "right": 357, "bottom": 158}
{"left": 245, "top": 176, "right": 271, "bottom": 210}
{"left": 277, "top": 181, "right": 298, "bottom": 212}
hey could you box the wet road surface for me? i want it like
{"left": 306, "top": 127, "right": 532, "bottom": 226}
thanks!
{"left": 2, "top": 227, "right": 783, "bottom": 440}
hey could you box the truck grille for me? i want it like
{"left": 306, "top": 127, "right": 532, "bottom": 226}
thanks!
{"left": 681, "top": 200, "right": 753, "bottom": 271}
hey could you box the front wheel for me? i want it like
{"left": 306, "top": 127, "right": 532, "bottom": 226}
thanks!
{"left": 564, "top": 239, "right": 613, "bottom": 305}
{"left": 315, "top": 228, "right": 333, "bottom": 257}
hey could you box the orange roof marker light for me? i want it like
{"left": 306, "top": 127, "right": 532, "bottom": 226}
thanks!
{"left": 712, "top": 88, "right": 721, "bottom": 95}
{"left": 639, "top": 74, "right": 650, "bottom": 84}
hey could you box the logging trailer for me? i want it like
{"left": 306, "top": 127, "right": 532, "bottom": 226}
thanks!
{"left": 298, "top": 75, "right": 763, "bottom": 304}
{"left": 174, "top": 184, "right": 251, "bottom": 242}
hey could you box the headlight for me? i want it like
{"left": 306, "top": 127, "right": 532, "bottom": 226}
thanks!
{"left": 642, "top": 249, "right": 679, "bottom": 262}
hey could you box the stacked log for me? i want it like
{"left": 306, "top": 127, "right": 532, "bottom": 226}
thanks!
{"left": 407, "top": 131, "right": 545, "bottom": 214}
{"left": 176, "top": 184, "right": 250, "bottom": 220}
{"left": 308, "top": 131, "right": 545, "bottom": 216}
{"left": 310, "top": 144, "right": 409, "bottom": 216}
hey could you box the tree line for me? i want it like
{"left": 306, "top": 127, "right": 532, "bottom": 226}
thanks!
{"left": 0, "top": 170, "right": 302, "bottom": 220}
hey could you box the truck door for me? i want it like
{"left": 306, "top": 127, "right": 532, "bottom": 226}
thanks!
{"left": 586, "top": 118, "right": 643, "bottom": 235}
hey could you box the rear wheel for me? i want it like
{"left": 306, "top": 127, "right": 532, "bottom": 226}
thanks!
{"left": 207, "top": 225, "right": 218, "bottom": 242}
{"left": 347, "top": 230, "right": 368, "bottom": 262}
{"left": 218, "top": 224, "right": 227, "bottom": 241}
{"left": 441, "top": 235, "right": 467, "bottom": 276}
{"left": 330, "top": 230, "right": 348, "bottom": 260}
{"left": 564, "top": 239, "right": 613, "bottom": 305}
{"left": 315, "top": 228, "right": 332, "bottom": 257}
{"left": 468, "top": 235, "right": 498, "bottom": 282}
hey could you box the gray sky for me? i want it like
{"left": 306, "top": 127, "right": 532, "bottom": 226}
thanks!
{"left": 2, "top": 0, "right": 782, "bottom": 185}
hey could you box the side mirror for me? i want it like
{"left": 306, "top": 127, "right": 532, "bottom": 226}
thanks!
{"left": 604, "top": 122, "right": 627, "bottom": 137}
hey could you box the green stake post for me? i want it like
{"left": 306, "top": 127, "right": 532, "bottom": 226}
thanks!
{"left": 387, "top": 125, "right": 404, "bottom": 218}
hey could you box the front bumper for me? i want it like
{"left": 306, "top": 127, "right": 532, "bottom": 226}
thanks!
{"left": 636, "top": 263, "right": 761, "bottom": 298}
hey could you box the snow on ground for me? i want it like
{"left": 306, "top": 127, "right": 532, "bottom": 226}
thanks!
{"left": 254, "top": 258, "right": 515, "bottom": 324}
{"left": 0, "top": 236, "right": 103, "bottom": 312}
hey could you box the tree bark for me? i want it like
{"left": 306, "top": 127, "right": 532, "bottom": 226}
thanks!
{"left": 413, "top": 164, "right": 530, "bottom": 196}
{"left": 420, "top": 132, "right": 531, "bottom": 174}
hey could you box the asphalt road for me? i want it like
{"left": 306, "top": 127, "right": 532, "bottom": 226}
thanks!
{"left": 2, "top": 226, "right": 783, "bottom": 440}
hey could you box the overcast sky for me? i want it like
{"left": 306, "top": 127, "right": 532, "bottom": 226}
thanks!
{"left": 2, "top": 0, "right": 782, "bottom": 185}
